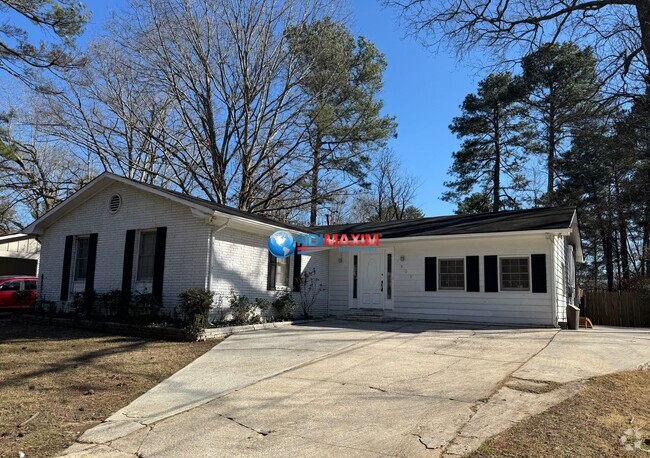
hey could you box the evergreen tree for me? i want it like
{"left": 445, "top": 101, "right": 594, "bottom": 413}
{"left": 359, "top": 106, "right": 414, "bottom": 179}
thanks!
{"left": 287, "top": 18, "right": 397, "bottom": 225}
{"left": 521, "top": 43, "right": 602, "bottom": 205}
{"left": 443, "top": 72, "right": 530, "bottom": 213}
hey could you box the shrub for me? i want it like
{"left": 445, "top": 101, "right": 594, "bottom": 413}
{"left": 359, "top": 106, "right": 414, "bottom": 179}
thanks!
{"left": 96, "top": 290, "right": 123, "bottom": 316}
{"left": 132, "top": 291, "right": 161, "bottom": 318}
{"left": 178, "top": 288, "right": 214, "bottom": 324}
{"left": 34, "top": 299, "right": 56, "bottom": 316}
{"left": 272, "top": 291, "right": 296, "bottom": 321}
{"left": 72, "top": 291, "right": 95, "bottom": 317}
{"left": 229, "top": 293, "right": 254, "bottom": 325}
{"left": 297, "top": 268, "right": 325, "bottom": 319}
{"left": 255, "top": 298, "right": 272, "bottom": 322}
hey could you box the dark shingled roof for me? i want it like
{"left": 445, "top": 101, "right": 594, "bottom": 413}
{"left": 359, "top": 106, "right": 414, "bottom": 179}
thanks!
{"left": 120, "top": 177, "right": 307, "bottom": 232}
{"left": 313, "top": 207, "right": 576, "bottom": 239}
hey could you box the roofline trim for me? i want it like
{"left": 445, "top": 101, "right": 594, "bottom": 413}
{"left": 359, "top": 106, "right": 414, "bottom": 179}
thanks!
{"left": 375, "top": 228, "right": 573, "bottom": 242}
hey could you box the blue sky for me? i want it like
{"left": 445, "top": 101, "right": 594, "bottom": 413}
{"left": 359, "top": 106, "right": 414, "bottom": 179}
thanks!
{"left": 19, "top": 0, "right": 481, "bottom": 216}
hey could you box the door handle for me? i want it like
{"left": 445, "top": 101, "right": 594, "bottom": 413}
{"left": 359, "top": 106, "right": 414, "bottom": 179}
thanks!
{"left": 381, "top": 280, "right": 384, "bottom": 292}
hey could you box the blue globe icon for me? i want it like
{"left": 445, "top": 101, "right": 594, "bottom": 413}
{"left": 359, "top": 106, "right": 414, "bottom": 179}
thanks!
{"left": 268, "top": 230, "right": 295, "bottom": 258}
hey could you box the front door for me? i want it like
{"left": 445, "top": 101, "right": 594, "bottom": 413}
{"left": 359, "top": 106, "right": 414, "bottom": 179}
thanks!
{"left": 360, "top": 251, "right": 384, "bottom": 309}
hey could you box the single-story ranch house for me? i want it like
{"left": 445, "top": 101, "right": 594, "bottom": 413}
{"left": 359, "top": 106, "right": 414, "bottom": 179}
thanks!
{"left": 25, "top": 172, "right": 582, "bottom": 327}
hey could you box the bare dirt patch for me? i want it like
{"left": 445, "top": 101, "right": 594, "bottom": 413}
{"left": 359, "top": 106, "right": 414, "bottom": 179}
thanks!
{"left": 0, "top": 322, "right": 220, "bottom": 458}
{"left": 472, "top": 370, "right": 650, "bottom": 457}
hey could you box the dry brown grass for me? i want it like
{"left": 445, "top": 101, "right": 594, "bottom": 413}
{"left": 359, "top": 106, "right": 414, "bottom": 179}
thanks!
{"left": 472, "top": 370, "right": 650, "bottom": 458}
{"left": 0, "top": 322, "right": 220, "bottom": 458}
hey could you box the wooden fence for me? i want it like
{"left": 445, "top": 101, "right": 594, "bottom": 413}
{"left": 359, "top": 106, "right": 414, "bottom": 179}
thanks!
{"left": 584, "top": 291, "right": 650, "bottom": 327}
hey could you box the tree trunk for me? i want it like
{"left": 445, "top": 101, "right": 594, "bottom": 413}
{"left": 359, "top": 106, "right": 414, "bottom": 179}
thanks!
{"left": 547, "top": 100, "right": 556, "bottom": 205}
{"left": 641, "top": 204, "right": 650, "bottom": 276}
{"left": 493, "top": 106, "right": 501, "bottom": 212}
{"left": 614, "top": 177, "right": 630, "bottom": 285}
{"left": 310, "top": 139, "right": 321, "bottom": 226}
{"left": 601, "top": 226, "right": 615, "bottom": 292}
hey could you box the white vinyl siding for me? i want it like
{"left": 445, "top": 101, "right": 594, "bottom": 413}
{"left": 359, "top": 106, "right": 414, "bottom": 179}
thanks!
{"left": 554, "top": 235, "right": 570, "bottom": 323}
{"left": 326, "top": 234, "right": 555, "bottom": 326}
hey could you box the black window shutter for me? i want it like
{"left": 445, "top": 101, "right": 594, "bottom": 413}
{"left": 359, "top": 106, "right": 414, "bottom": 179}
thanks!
{"left": 152, "top": 226, "right": 167, "bottom": 304}
{"left": 484, "top": 255, "right": 498, "bottom": 292}
{"left": 466, "top": 256, "right": 480, "bottom": 292}
{"left": 531, "top": 254, "right": 547, "bottom": 293}
{"left": 425, "top": 257, "right": 437, "bottom": 291}
{"left": 85, "top": 233, "right": 98, "bottom": 297}
{"left": 267, "top": 255, "right": 277, "bottom": 290}
{"left": 60, "top": 235, "right": 74, "bottom": 300}
{"left": 292, "top": 252, "right": 302, "bottom": 292}
{"left": 121, "top": 230, "right": 136, "bottom": 293}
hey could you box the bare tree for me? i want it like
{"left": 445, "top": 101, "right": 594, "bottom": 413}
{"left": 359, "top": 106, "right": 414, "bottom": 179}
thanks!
{"left": 350, "top": 149, "right": 422, "bottom": 222}
{"left": 0, "top": 102, "right": 88, "bottom": 226}
{"left": 386, "top": 0, "right": 650, "bottom": 97}
{"left": 45, "top": 0, "right": 376, "bottom": 221}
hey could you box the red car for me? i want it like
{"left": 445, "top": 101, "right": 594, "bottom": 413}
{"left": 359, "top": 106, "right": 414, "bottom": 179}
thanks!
{"left": 0, "top": 276, "right": 37, "bottom": 309}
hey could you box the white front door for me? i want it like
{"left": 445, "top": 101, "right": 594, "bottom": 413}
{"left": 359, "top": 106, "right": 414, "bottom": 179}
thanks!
{"left": 360, "top": 251, "right": 384, "bottom": 309}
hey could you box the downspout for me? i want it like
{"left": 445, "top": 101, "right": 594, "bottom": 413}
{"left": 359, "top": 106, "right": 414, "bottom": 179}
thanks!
{"left": 547, "top": 233, "right": 558, "bottom": 327}
{"left": 206, "top": 216, "right": 231, "bottom": 291}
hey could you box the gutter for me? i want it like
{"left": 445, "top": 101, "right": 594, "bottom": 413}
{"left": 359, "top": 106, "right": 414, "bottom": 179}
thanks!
{"left": 379, "top": 228, "right": 572, "bottom": 243}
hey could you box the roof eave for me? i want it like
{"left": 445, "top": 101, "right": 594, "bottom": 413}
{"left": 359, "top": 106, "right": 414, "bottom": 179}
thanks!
{"left": 376, "top": 228, "right": 573, "bottom": 242}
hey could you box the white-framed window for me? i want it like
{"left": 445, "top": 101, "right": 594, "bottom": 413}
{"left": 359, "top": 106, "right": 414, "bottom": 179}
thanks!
{"left": 137, "top": 231, "right": 157, "bottom": 282}
{"left": 74, "top": 236, "right": 90, "bottom": 281}
{"left": 499, "top": 257, "right": 530, "bottom": 291}
{"left": 438, "top": 258, "right": 465, "bottom": 290}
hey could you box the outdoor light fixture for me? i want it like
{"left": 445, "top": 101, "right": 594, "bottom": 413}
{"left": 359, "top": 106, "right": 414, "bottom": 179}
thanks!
{"left": 400, "top": 255, "right": 405, "bottom": 262}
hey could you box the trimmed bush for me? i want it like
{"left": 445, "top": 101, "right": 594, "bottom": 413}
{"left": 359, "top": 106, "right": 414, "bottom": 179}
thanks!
{"left": 179, "top": 288, "right": 215, "bottom": 324}
{"left": 272, "top": 291, "right": 296, "bottom": 321}
{"left": 229, "top": 293, "right": 254, "bottom": 325}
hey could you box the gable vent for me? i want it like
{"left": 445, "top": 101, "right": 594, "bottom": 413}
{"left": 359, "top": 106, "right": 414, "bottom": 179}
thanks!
{"left": 109, "top": 194, "right": 122, "bottom": 214}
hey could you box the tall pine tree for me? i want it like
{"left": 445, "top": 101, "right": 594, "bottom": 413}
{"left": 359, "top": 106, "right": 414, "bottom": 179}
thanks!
{"left": 521, "top": 43, "right": 601, "bottom": 205}
{"left": 287, "top": 18, "right": 397, "bottom": 225}
{"left": 443, "top": 72, "right": 531, "bottom": 213}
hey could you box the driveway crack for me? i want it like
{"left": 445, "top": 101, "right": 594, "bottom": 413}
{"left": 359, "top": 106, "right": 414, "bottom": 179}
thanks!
{"left": 440, "top": 329, "right": 561, "bottom": 455}
{"left": 219, "top": 414, "right": 272, "bottom": 436}
{"left": 412, "top": 433, "right": 439, "bottom": 450}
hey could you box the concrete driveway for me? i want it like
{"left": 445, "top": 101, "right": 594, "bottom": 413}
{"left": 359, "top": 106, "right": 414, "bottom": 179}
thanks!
{"left": 62, "top": 321, "right": 650, "bottom": 457}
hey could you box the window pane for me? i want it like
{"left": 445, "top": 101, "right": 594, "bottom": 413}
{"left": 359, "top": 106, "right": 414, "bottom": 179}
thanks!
{"left": 275, "top": 257, "right": 289, "bottom": 287}
{"left": 24, "top": 281, "right": 37, "bottom": 291}
{"left": 137, "top": 232, "right": 157, "bottom": 281}
{"left": 439, "top": 259, "right": 464, "bottom": 290}
{"left": 74, "top": 237, "right": 89, "bottom": 280}
{"left": 500, "top": 258, "right": 530, "bottom": 290}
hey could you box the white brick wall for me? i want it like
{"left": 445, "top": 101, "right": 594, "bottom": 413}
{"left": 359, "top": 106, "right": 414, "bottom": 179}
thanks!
{"left": 38, "top": 182, "right": 210, "bottom": 312}
{"left": 208, "top": 227, "right": 330, "bottom": 318}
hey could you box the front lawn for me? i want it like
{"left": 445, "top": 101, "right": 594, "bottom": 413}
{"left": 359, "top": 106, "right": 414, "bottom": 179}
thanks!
{"left": 472, "top": 369, "right": 650, "bottom": 457}
{"left": 0, "top": 322, "right": 219, "bottom": 458}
